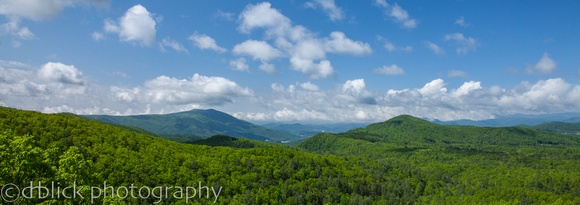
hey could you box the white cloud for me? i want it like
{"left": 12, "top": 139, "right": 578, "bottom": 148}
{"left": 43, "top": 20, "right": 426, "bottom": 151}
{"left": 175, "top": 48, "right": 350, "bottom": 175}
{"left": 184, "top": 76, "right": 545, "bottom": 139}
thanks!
{"left": 381, "top": 39, "right": 412, "bottom": 52}
{"left": 455, "top": 16, "right": 470, "bottom": 27}
{"left": 0, "top": 0, "right": 108, "bottom": 46}
{"left": 0, "top": 60, "right": 256, "bottom": 116}
{"left": 419, "top": 78, "right": 447, "bottom": 96}
{"left": 236, "top": 2, "right": 370, "bottom": 79}
{"left": 188, "top": 32, "right": 226, "bottom": 53}
{"left": 259, "top": 62, "right": 277, "bottom": 74}
{"left": 0, "top": 18, "right": 35, "bottom": 46}
{"left": 4, "top": 60, "right": 580, "bottom": 122}
{"left": 384, "top": 41, "right": 396, "bottom": 51}
{"left": 343, "top": 79, "right": 366, "bottom": 95}
{"left": 426, "top": 41, "right": 445, "bottom": 55}
{"left": 289, "top": 57, "right": 334, "bottom": 79}
{"left": 452, "top": 81, "right": 481, "bottom": 97}
{"left": 233, "top": 40, "right": 282, "bottom": 61}
{"left": 447, "top": 70, "right": 468, "bottom": 77}
{"left": 299, "top": 82, "right": 320, "bottom": 91}
{"left": 104, "top": 4, "right": 156, "bottom": 47}
{"left": 0, "top": 0, "right": 109, "bottom": 21}
{"left": 306, "top": 0, "right": 344, "bottom": 21}
{"left": 375, "top": 2, "right": 417, "bottom": 28}
{"left": 91, "top": 32, "right": 104, "bottom": 41}
{"left": 324, "top": 31, "right": 372, "bottom": 55}
{"left": 38, "top": 62, "right": 85, "bottom": 85}
{"left": 445, "top": 33, "right": 478, "bottom": 54}
{"left": 161, "top": 37, "right": 188, "bottom": 53}
{"left": 237, "top": 2, "right": 291, "bottom": 37}
{"left": 529, "top": 52, "right": 557, "bottom": 75}
{"left": 374, "top": 64, "right": 405, "bottom": 75}
{"left": 229, "top": 58, "right": 249, "bottom": 72}
{"left": 124, "top": 74, "right": 253, "bottom": 105}
{"left": 215, "top": 10, "right": 235, "bottom": 21}
{"left": 374, "top": 0, "right": 389, "bottom": 7}
{"left": 238, "top": 77, "right": 580, "bottom": 122}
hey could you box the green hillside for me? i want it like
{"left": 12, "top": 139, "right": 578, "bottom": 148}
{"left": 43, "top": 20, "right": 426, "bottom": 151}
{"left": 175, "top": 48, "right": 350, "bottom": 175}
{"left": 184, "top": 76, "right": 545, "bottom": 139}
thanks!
{"left": 297, "top": 115, "right": 580, "bottom": 204}
{"left": 83, "top": 109, "right": 297, "bottom": 142}
{"left": 346, "top": 115, "right": 580, "bottom": 146}
{"left": 519, "top": 122, "right": 580, "bottom": 137}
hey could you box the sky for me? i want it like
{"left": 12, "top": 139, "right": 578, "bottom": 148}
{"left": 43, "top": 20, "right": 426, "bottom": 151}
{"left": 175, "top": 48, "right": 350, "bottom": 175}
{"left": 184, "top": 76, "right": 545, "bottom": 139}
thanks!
{"left": 1, "top": 0, "right": 580, "bottom": 123}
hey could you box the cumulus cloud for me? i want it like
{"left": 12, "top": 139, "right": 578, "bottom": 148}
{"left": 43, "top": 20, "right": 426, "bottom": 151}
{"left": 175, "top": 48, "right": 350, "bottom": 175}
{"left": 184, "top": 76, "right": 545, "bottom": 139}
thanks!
{"left": 236, "top": 2, "right": 371, "bottom": 79}
{"left": 229, "top": 57, "right": 249, "bottom": 72}
{"left": 375, "top": 2, "right": 417, "bottom": 28}
{"left": 237, "top": 2, "right": 291, "bottom": 37}
{"left": 235, "top": 77, "right": 580, "bottom": 122}
{"left": 113, "top": 74, "right": 253, "bottom": 106}
{"left": 233, "top": 40, "right": 283, "bottom": 61}
{"left": 4, "top": 60, "right": 580, "bottom": 122}
{"left": 324, "top": 31, "right": 372, "bottom": 55}
{"left": 374, "top": 64, "right": 405, "bottom": 75}
{"left": 38, "top": 62, "right": 85, "bottom": 85}
{"left": 455, "top": 16, "right": 470, "bottom": 27}
{"left": 1, "top": 60, "right": 255, "bottom": 116}
{"left": 445, "top": 33, "right": 478, "bottom": 54}
{"left": 452, "top": 81, "right": 481, "bottom": 97}
{"left": 447, "top": 70, "right": 468, "bottom": 77}
{"left": 525, "top": 52, "right": 557, "bottom": 75}
{"left": 161, "top": 37, "right": 188, "bottom": 53}
{"left": 188, "top": 32, "right": 226, "bottom": 53}
{"left": 305, "top": 0, "right": 344, "bottom": 21}
{"left": 426, "top": 41, "right": 445, "bottom": 55}
{"left": 299, "top": 82, "right": 320, "bottom": 91}
{"left": 104, "top": 4, "right": 157, "bottom": 47}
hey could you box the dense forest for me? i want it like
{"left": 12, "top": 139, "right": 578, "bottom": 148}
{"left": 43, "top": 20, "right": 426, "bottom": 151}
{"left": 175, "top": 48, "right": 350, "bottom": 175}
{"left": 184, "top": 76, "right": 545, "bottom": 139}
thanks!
{"left": 1, "top": 107, "right": 579, "bottom": 204}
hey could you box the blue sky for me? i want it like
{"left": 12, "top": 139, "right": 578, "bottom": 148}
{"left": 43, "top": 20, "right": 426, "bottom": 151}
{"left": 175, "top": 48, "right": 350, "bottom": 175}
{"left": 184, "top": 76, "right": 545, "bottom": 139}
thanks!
{"left": 1, "top": 0, "right": 579, "bottom": 122}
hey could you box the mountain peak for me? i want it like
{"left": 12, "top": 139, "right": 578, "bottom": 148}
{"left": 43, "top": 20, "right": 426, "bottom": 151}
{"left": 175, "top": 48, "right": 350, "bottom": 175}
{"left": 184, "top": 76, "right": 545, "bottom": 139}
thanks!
{"left": 384, "top": 114, "right": 431, "bottom": 124}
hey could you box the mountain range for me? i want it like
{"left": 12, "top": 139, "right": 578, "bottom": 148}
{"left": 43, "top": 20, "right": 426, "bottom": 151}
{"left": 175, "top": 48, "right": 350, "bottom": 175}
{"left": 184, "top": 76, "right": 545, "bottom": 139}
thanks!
{"left": 83, "top": 109, "right": 297, "bottom": 142}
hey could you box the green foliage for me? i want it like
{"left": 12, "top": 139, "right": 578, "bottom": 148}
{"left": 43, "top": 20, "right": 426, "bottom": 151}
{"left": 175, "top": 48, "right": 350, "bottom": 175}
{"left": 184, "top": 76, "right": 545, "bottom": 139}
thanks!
{"left": 297, "top": 115, "right": 580, "bottom": 204}
{"left": 520, "top": 122, "right": 580, "bottom": 137}
{"left": 83, "top": 109, "right": 297, "bottom": 142}
{"left": 186, "top": 135, "right": 301, "bottom": 151}
{"left": 2, "top": 108, "right": 579, "bottom": 204}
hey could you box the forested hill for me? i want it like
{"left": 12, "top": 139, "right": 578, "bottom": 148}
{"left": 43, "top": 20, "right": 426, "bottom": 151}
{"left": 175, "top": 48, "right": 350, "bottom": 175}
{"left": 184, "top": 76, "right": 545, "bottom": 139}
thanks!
{"left": 518, "top": 121, "right": 580, "bottom": 137}
{"left": 83, "top": 109, "right": 296, "bottom": 142}
{"left": 343, "top": 114, "right": 580, "bottom": 146}
{"left": 0, "top": 106, "right": 421, "bottom": 204}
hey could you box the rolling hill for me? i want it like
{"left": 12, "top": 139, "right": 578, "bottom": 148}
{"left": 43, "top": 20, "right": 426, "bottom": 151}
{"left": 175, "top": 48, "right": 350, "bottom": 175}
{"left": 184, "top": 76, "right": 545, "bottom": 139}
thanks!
{"left": 518, "top": 121, "right": 580, "bottom": 137}
{"left": 83, "top": 109, "right": 297, "bottom": 142}
{"left": 341, "top": 115, "right": 580, "bottom": 146}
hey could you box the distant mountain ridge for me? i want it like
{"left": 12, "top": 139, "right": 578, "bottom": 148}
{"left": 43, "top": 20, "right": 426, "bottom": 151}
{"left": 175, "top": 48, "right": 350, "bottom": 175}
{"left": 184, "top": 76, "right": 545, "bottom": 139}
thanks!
{"left": 432, "top": 112, "right": 580, "bottom": 127}
{"left": 83, "top": 109, "right": 297, "bottom": 142}
{"left": 262, "top": 122, "right": 370, "bottom": 137}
